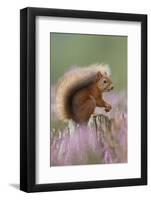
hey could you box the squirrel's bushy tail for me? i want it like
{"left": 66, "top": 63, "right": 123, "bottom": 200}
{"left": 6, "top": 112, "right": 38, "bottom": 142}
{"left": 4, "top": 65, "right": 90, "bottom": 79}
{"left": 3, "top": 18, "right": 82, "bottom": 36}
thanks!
{"left": 55, "top": 64, "right": 110, "bottom": 121}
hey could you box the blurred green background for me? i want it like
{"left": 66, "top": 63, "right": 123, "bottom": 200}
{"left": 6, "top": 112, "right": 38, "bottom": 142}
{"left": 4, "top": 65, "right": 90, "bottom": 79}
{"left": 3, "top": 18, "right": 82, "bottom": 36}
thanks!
{"left": 50, "top": 32, "right": 127, "bottom": 91}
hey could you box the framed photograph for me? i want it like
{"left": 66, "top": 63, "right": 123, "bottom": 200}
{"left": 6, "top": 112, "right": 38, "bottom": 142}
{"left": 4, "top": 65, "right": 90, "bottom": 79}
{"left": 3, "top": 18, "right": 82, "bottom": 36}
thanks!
{"left": 20, "top": 7, "right": 147, "bottom": 192}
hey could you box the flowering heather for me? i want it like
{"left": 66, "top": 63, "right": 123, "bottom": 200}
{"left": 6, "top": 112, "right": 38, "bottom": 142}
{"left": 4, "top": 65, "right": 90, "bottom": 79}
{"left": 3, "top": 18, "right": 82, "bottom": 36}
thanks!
{"left": 50, "top": 91, "right": 127, "bottom": 166}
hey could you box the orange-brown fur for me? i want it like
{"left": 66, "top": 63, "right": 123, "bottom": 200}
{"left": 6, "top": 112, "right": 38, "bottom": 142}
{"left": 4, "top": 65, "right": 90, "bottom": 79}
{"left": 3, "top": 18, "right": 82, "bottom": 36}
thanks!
{"left": 56, "top": 64, "right": 113, "bottom": 123}
{"left": 71, "top": 72, "right": 113, "bottom": 123}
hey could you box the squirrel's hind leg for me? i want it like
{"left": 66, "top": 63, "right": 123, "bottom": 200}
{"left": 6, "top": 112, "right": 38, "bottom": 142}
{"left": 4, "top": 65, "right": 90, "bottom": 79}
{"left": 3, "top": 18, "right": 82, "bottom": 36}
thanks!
{"left": 73, "top": 97, "right": 96, "bottom": 123}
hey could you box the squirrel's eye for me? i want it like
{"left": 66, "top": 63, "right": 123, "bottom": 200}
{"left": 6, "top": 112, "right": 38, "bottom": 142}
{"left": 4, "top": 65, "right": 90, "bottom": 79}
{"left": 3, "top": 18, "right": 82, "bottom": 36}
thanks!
{"left": 103, "top": 80, "right": 107, "bottom": 84}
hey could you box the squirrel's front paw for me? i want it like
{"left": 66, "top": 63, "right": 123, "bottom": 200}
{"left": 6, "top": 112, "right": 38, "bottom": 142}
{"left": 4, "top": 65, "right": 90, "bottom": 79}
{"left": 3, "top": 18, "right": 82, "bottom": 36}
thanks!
{"left": 105, "top": 104, "right": 112, "bottom": 112}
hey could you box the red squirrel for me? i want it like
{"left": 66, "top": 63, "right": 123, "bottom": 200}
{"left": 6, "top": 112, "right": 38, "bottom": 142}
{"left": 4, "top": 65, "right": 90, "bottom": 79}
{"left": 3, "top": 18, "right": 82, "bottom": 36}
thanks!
{"left": 56, "top": 64, "right": 114, "bottom": 124}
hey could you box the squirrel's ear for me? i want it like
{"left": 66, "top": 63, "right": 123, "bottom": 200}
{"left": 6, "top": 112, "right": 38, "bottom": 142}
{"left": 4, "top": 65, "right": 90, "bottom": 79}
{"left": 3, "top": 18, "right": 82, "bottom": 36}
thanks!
{"left": 95, "top": 71, "right": 102, "bottom": 81}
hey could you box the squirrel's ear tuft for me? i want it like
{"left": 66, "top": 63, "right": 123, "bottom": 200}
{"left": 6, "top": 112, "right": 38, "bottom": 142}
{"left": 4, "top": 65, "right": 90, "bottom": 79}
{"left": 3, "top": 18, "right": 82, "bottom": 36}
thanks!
{"left": 95, "top": 71, "right": 102, "bottom": 81}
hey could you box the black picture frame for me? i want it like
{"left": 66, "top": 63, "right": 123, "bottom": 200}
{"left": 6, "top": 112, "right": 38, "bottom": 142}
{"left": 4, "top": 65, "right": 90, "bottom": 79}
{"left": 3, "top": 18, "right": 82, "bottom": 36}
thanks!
{"left": 20, "top": 7, "right": 147, "bottom": 193}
